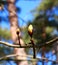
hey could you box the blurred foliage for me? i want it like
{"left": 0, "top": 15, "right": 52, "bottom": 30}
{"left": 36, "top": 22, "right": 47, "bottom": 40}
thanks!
{"left": 30, "top": 0, "right": 58, "bottom": 43}
{"left": 0, "top": 45, "right": 13, "bottom": 57}
{"left": 22, "top": 26, "right": 30, "bottom": 44}
{"left": 25, "top": 0, "right": 58, "bottom": 52}
{"left": 0, "top": 0, "right": 7, "bottom": 6}
{"left": 0, "top": 28, "right": 11, "bottom": 40}
{"left": 0, "top": 0, "right": 21, "bottom": 65}
{"left": 0, "top": 44, "right": 13, "bottom": 64}
{"left": 0, "top": 28, "right": 13, "bottom": 64}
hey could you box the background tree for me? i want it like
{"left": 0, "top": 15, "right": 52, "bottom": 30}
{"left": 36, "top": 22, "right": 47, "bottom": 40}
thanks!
{"left": 0, "top": 0, "right": 28, "bottom": 65}
{"left": 7, "top": 0, "right": 28, "bottom": 65}
{"left": 30, "top": 0, "right": 58, "bottom": 50}
{"left": 0, "top": 28, "right": 13, "bottom": 65}
{"left": 29, "top": 0, "right": 58, "bottom": 64}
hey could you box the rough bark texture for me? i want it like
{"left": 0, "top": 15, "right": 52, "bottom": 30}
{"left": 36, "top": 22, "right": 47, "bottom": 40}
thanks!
{"left": 7, "top": 0, "right": 28, "bottom": 65}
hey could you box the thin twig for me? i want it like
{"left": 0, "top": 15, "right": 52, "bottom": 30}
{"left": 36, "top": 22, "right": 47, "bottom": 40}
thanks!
{"left": 46, "top": 37, "right": 58, "bottom": 44}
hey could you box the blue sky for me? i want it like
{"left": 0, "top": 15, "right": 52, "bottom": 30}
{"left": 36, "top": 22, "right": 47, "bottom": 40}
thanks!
{"left": 16, "top": 0, "right": 41, "bottom": 26}
{"left": 1, "top": 0, "right": 41, "bottom": 29}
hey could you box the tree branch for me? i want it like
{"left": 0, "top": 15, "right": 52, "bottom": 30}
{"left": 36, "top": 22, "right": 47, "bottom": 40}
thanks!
{"left": 46, "top": 37, "right": 58, "bottom": 44}
{"left": 0, "top": 37, "right": 58, "bottom": 48}
{"left": 0, "top": 54, "right": 58, "bottom": 63}
{"left": 0, "top": 54, "right": 33, "bottom": 61}
{"left": 0, "top": 41, "right": 20, "bottom": 48}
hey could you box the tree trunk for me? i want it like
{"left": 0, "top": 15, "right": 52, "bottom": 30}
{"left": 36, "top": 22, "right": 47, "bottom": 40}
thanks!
{"left": 7, "top": 0, "right": 28, "bottom": 65}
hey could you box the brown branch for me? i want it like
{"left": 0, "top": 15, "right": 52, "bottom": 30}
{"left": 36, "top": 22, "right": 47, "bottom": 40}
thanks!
{"left": 0, "top": 41, "right": 20, "bottom": 48}
{"left": 46, "top": 37, "right": 58, "bottom": 44}
{"left": 0, "top": 37, "right": 58, "bottom": 48}
{"left": 0, "top": 54, "right": 58, "bottom": 63}
{"left": 0, "top": 41, "right": 33, "bottom": 48}
{"left": 0, "top": 54, "right": 34, "bottom": 61}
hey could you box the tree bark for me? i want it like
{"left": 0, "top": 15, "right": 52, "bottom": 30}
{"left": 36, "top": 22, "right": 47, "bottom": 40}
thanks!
{"left": 7, "top": 0, "right": 28, "bottom": 65}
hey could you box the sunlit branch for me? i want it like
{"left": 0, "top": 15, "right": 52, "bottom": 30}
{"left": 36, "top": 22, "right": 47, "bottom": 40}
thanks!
{"left": 0, "top": 54, "right": 33, "bottom": 60}
{"left": 0, "top": 54, "right": 33, "bottom": 61}
{"left": 0, "top": 54, "right": 58, "bottom": 63}
{"left": 46, "top": 37, "right": 58, "bottom": 44}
